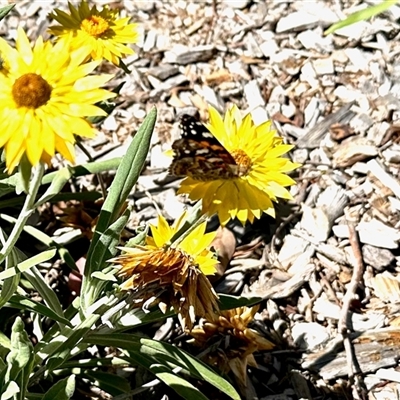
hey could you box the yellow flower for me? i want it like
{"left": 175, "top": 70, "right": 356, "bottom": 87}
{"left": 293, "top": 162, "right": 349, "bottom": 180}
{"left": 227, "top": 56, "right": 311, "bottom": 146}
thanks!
{"left": 48, "top": 1, "right": 139, "bottom": 66}
{"left": 175, "top": 105, "right": 301, "bottom": 226}
{"left": 190, "top": 306, "right": 275, "bottom": 390}
{"left": 111, "top": 213, "right": 219, "bottom": 331}
{"left": 0, "top": 28, "right": 115, "bottom": 173}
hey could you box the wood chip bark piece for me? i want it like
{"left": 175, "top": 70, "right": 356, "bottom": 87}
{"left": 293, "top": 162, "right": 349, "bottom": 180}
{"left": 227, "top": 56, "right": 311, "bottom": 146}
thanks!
{"left": 333, "top": 137, "right": 378, "bottom": 168}
{"left": 244, "top": 80, "right": 265, "bottom": 110}
{"left": 304, "top": 339, "right": 399, "bottom": 380}
{"left": 300, "top": 206, "right": 331, "bottom": 242}
{"left": 315, "top": 185, "right": 349, "bottom": 232}
{"left": 275, "top": 11, "right": 319, "bottom": 33}
{"left": 333, "top": 219, "right": 400, "bottom": 249}
{"left": 303, "top": 328, "right": 400, "bottom": 380}
{"left": 173, "top": 45, "right": 217, "bottom": 65}
{"left": 362, "top": 244, "right": 395, "bottom": 271}
{"left": 369, "top": 272, "right": 400, "bottom": 303}
{"left": 277, "top": 235, "right": 310, "bottom": 270}
{"left": 313, "top": 298, "right": 385, "bottom": 331}
{"left": 249, "top": 263, "right": 315, "bottom": 300}
{"left": 147, "top": 64, "right": 179, "bottom": 80}
{"left": 367, "top": 159, "right": 400, "bottom": 199}
{"left": 292, "top": 322, "right": 330, "bottom": 350}
{"left": 296, "top": 102, "right": 356, "bottom": 148}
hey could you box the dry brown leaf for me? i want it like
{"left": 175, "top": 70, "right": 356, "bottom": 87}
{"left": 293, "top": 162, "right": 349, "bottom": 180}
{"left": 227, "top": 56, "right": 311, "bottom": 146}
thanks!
{"left": 209, "top": 227, "right": 236, "bottom": 282}
{"left": 204, "top": 68, "right": 233, "bottom": 85}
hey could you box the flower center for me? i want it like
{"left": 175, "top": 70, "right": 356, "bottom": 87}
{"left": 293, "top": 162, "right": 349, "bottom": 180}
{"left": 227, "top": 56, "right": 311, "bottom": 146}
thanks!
{"left": 231, "top": 149, "right": 252, "bottom": 176}
{"left": 81, "top": 15, "right": 110, "bottom": 37}
{"left": 12, "top": 73, "right": 52, "bottom": 108}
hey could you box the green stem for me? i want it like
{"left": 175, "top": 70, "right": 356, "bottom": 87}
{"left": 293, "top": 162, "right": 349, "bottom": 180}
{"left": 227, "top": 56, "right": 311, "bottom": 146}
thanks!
{"left": 169, "top": 201, "right": 209, "bottom": 248}
{"left": 0, "top": 163, "right": 45, "bottom": 264}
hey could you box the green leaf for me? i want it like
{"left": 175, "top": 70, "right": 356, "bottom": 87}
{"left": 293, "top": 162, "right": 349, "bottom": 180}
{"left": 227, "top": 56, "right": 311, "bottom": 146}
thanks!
{"left": 83, "top": 371, "right": 130, "bottom": 396}
{"left": 0, "top": 216, "right": 79, "bottom": 273}
{"left": 18, "top": 155, "right": 32, "bottom": 194}
{"left": 169, "top": 201, "right": 203, "bottom": 246}
{"left": 0, "top": 245, "right": 21, "bottom": 309}
{"left": 0, "top": 332, "right": 10, "bottom": 350}
{"left": 44, "top": 313, "right": 100, "bottom": 371}
{"left": 1, "top": 318, "right": 34, "bottom": 400}
{"left": 97, "top": 302, "right": 174, "bottom": 332}
{"left": 6, "top": 295, "right": 70, "bottom": 326}
{"left": 1, "top": 381, "right": 19, "bottom": 400}
{"left": 140, "top": 339, "right": 240, "bottom": 400}
{"left": 22, "top": 266, "right": 65, "bottom": 320}
{"left": 91, "top": 271, "right": 118, "bottom": 282}
{"left": 89, "top": 107, "right": 157, "bottom": 247}
{"left": 219, "top": 294, "right": 262, "bottom": 310}
{"left": 80, "top": 210, "right": 130, "bottom": 310}
{"left": 35, "top": 167, "right": 72, "bottom": 207}
{"left": 41, "top": 158, "right": 121, "bottom": 186}
{"left": 123, "top": 225, "right": 148, "bottom": 247}
{"left": 85, "top": 334, "right": 240, "bottom": 400}
{"left": 61, "top": 356, "right": 127, "bottom": 369}
{"left": 0, "top": 273, "right": 20, "bottom": 310}
{"left": 42, "top": 375, "right": 75, "bottom": 400}
{"left": 0, "top": 249, "right": 57, "bottom": 280}
{"left": 7, "top": 318, "right": 33, "bottom": 369}
{"left": 150, "top": 365, "right": 209, "bottom": 400}
{"left": 325, "top": 0, "right": 399, "bottom": 35}
{"left": 81, "top": 107, "right": 157, "bottom": 311}
{"left": 0, "top": 4, "right": 15, "bottom": 21}
{"left": 0, "top": 173, "right": 20, "bottom": 199}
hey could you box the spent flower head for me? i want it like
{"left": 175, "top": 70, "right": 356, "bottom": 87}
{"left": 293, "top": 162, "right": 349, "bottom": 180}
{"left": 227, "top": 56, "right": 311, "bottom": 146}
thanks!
{"left": 0, "top": 27, "right": 115, "bottom": 172}
{"left": 190, "top": 306, "right": 275, "bottom": 389}
{"left": 48, "top": 1, "right": 139, "bottom": 66}
{"left": 111, "top": 212, "right": 220, "bottom": 331}
{"left": 174, "top": 105, "right": 301, "bottom": 226}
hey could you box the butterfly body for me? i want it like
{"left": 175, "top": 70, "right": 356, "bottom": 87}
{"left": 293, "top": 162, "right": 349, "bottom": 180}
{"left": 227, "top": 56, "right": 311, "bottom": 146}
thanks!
{"left": 170, "top": 115, "right": 238, "bottom": 180}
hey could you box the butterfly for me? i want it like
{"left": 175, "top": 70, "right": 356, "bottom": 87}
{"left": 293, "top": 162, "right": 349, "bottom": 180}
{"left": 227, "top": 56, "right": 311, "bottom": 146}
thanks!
{"left": 169, "top": 114, "right": 238, "bottom": 180}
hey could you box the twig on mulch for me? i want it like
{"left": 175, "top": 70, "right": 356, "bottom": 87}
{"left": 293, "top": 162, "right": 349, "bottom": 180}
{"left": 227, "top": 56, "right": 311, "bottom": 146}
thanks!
{"left": 338, "top": 219, "right": 368, "bottom": 400}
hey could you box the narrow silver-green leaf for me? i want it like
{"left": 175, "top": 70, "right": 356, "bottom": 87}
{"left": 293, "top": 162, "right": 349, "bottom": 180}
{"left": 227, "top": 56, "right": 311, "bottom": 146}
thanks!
{"left": 83, "top": 371, "right": 130, "bottom": 396}
{"left": 41, "top": 158, "right": 121, "bottom": 186}
{"left": 0, "top": 243, "right": 20, "bottom": 309}
{"left": 85, "top": 334, "right": 240, "bottom": 400}
{"left": 44, "top": 313, "right": 100, "bottom": 371}
{"left": 0, "top": 249, "right": 56, "bottom": 280}
{"left": 0, "top": 173, "right": 19, "bottom": 199}
{"left": 150, "top": 365, "right": 209, "bottom": 400}
{"left": 42, "top": 375, "right": 75, "bottom": 400}
{"left": 23, "top": 266, "right": 64, "bottom": 320}
{"left": 0, "top": 4, "right": 15, "bottom": 20}
{"left": 141, "top": 339, "right": 240, "bottom": 400}
{"left": 82, "top": 107, "right": 157, "bottom": 309}
{"left": 35, "top": 167, "right": 72, "bottom": 207}
{"left": 91, "top": 107, "right": 157, "bottom": 238}
{"left": 325, "top": 0, "right": 398, "bottom": 35}
{"left": 1, "top": 381, "right": 20, "bottom": 400}
{"left": 2, "top": 318, "right": 34, "bottom": 400}
{"left": 80, "top": 210, "right": 130, "bottom": 311}
{"left": 6, "top": 295, "right": 70, "bottom": 326}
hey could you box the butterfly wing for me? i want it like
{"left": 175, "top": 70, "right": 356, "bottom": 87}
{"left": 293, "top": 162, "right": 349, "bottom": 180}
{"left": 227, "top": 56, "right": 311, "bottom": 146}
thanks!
{"left": 170, "top": 115, "right": 238, "bottom": 180}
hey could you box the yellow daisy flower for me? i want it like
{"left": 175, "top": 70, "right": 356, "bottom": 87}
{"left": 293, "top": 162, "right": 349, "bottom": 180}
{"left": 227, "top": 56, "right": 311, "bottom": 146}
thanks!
{"left": 111, "top": 213, "right": 219, "bottom": 331}
{"left": 0, "top": 28, "right": 115, "bottom": 173}
{"left": 48, "top": 1, "right": 139, "bottom": 66}
{"left": 175, "top": 105, "right": 301, "bottom": 226}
